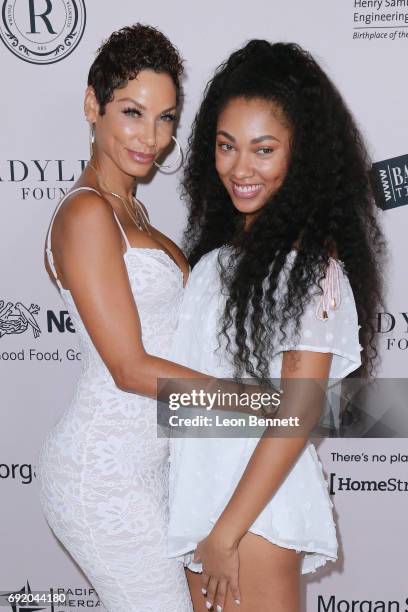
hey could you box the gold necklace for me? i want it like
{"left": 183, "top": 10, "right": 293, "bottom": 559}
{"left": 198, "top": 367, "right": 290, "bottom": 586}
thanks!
{"left": 88, "top": 161, "right": 151, "bottom": 235}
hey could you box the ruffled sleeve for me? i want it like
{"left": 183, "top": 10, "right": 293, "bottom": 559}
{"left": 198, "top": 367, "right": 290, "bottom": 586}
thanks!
{"left": 276, "top": 257, "right": 362, "bottom": 381}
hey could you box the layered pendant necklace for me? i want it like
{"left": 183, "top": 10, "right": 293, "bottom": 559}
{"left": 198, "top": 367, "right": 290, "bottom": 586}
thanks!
{"left": 88, "top": 161, "right": 151, "bottom": 235}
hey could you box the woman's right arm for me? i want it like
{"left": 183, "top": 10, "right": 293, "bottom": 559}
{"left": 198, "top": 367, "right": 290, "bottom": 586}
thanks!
{"left": 52, "top": 191, "right": 211, "bottom": 397}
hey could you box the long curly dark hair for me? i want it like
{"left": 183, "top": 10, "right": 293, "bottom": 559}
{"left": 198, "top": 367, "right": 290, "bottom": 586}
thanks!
{"left": 182, "top": 40, "right": 385, "bottom": 382}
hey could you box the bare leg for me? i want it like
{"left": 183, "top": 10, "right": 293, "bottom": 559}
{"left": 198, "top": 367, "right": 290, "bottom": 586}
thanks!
{"left": 186, "top": 532, "right": 301, "bottom": 612}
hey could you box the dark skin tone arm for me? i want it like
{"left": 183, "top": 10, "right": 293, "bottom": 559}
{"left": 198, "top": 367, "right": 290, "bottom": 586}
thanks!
{"left": 45, "top": 189, "right": 206, "bottom": 396}
{"left": 193, "top": 350, "right": 332, "bottom": 609}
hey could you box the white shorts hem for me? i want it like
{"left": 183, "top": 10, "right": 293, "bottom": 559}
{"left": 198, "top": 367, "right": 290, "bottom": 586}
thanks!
{"left": 168, "top": 529, "right": 337, "bottom": 576}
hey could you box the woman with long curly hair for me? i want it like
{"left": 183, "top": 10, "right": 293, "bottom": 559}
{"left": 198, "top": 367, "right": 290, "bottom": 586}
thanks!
{"left": 167, "top": 40, "right": 385, "bottom": 611}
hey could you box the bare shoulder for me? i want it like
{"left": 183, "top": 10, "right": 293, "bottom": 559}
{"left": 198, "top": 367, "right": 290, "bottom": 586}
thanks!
{"left": 48, "top": 187, "right": 125, "bottom": 270}
{"left": 57, "top": 187, "right": 112, "bottom": 227}
{"left": 47, "top": 187, "right": 128, "bottom": 285}
{"left": 50, "top": 188, "right": 123, "bottom": 250}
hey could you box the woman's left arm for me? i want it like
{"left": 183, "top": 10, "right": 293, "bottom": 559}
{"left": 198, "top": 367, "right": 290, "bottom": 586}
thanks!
{"left": 194, "top": 349, "right": 333, "bottom": 609}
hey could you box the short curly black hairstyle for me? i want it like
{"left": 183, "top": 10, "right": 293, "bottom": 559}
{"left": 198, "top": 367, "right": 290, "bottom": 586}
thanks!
{"left": 88, "top": 23, "right": 184, "bottom": 114}
{"left": 182, "top": 40, "right": 386, "bottom": 381}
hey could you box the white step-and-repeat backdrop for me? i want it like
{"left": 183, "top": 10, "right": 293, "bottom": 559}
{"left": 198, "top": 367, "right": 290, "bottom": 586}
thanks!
{"left": 0, "top": 1, "right": 406, "bottom": 610}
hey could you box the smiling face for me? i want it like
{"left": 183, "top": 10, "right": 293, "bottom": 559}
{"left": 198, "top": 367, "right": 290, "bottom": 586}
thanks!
{"left": 215, "top": 97, "right": 292, "bottom": 228}
{"left": 85, "top": 69, "right": 177, "bottom": 178}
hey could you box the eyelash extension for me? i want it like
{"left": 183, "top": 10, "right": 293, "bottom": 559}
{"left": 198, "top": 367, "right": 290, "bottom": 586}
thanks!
{"left": 123, "top": 107, "right": 142, "bottom": 117}
{"left": 161, "top": 113, "right": 177, "bottom": 122}
{"left": 122, "top": 108, "right": 176, "bottom": 122}
{"left": 217, "top": 143, "right": 274, "bottom": 154}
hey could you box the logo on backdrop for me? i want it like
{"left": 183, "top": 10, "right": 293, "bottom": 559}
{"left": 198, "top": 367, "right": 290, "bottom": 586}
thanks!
{"left": 377, "top": 311, "right": 408, "bottom": 351}
{"left": 0, "top": 300, "right": 41, "bottom": 338}
{"left": 371, "top": 153, "right": 408, "bottom": 210}
{"left": 0, "top": 300, "right": 81, "bottom": 362}
{"left": 0, "top": 159, "right": 87, "bottom": 200}
{"left": 0, "top": 299, "right": 79, "bottom": 338}
{"left": 317, "top": 595, "right": 408, "bottom": 611}
{"left": 0, "top": 0, "right": 86, "bottom": 65}
{"left": 0, "top": 463, "right": 35, "bottom": 484}
{"left": 351, "top": 0, "right": 408, "bottom": 41}
{"left": 329, "top": 472, "right": 408, "bottom": 494}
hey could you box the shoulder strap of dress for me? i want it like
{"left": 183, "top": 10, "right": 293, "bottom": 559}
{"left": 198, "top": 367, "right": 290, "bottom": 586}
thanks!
{"left": 45, "top": 186, "right": 101, "bottom": 290}
{"left": 111, "top": 211, "right": 131, "bottom": 251}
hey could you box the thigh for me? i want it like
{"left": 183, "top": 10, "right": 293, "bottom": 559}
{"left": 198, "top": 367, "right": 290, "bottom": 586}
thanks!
{"left": 186, "top": 532, "right": 301, "bottom": 612}
{"left": 186, "top": 568, "right": 207, "bottom": 612}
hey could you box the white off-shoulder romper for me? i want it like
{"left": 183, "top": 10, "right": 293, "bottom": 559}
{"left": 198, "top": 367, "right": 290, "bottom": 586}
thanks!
{"left": 167, "top": 246, "right": 362, "bottom": 575}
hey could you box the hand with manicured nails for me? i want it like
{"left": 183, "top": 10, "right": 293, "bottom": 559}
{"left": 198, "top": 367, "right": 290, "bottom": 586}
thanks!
{"left": 193, "top": 528, "right": 241, "bottom": 611}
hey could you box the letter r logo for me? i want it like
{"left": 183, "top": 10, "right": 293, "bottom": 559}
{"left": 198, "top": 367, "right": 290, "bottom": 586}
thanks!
{"left": 0, "top": 0, "right": 86, "bottom": 65}
{"left": 27, "top": 0, "right": 56, "bottom": 34}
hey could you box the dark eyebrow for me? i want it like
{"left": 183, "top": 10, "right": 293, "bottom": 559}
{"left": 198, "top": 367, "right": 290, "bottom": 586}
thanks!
{"left": 217, "top": 130, "right": 235, "bottom": 142}
{"left": 216, "top": 130, "right": 280, "bottom": 144}
{"left": 117, "top": 97, "right": 177, "bottom": 114}
{"left": 251, "top": 134, "right": 280, "bottom": 144}
{"left": 117, "top": 97, "right": 146, "bottom": 109}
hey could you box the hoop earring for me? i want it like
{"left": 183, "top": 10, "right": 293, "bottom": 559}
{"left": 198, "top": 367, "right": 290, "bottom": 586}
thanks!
{"left": 154, "top": 136, "right": 183, "bottom": 173}
{"left": 89, "top": 123, "right": 95, "bottom": 158}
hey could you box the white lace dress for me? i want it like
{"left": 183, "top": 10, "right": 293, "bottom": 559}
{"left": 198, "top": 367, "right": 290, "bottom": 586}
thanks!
{"left": 36, "top": 188, "right": 193, "bottom": 612}
{"left": 167, "top": 246, "right": 362, "bottom": 575}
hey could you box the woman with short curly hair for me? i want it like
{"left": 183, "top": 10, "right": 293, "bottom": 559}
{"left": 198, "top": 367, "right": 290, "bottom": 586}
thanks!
{"left": 36, "top": 23, "right": 196, "bottom": 611}
{"left": 167, "top": 40, "right": 385, "bottom": 611}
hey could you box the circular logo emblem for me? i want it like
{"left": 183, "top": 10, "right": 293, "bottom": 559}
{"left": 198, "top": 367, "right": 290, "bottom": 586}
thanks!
{"left": 0, "top": 0, "right": 86, "bottom": 64}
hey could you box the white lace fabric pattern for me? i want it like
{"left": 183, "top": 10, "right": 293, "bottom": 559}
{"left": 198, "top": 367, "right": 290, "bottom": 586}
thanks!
{"left": 36, "top": 189, "right": 193, "bottom": 612}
